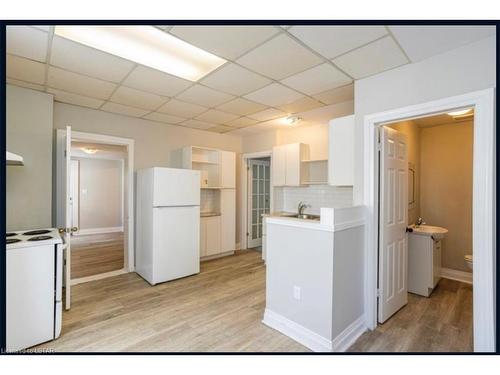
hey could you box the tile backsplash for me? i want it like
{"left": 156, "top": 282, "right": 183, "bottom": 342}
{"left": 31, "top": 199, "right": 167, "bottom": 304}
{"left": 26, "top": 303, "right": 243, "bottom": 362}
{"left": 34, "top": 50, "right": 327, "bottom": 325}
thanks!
{"left": 274, "top": 185, "right": 353, "bottom": 214}
{"left": 200, "top": 189, "right": 219, "bottom": 213}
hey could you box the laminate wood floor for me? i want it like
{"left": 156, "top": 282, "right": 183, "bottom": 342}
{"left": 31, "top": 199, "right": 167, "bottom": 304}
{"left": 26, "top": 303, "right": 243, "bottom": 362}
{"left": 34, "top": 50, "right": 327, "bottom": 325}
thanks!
{"left": 40, "top": 250, "right": 308, "bottom": 352}
{"left": 349, "top": 278, "right": 473, "bottom": 352}
{"left": 71, "top": 232, "right": 124, "bottom": 279}
{"left": 39, "top": 249, "right": 472, "bottom": 352}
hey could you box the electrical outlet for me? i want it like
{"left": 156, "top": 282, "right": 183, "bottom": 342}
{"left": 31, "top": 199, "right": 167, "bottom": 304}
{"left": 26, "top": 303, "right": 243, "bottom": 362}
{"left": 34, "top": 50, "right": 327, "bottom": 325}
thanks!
{"left": 293, "top": 286, "right": 301, "bottom": 300}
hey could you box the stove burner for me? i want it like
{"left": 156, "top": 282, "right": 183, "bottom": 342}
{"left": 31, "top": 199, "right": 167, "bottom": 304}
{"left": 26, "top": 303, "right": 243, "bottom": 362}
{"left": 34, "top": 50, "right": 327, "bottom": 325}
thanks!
{"left": 27, "top": 235, "right": 53, "bottom": 242}
{"left": 23, "top": 230, "right": 51, "bottom": 236}
{"left": 6, "top": 233, "right": 17, "bottom": 237}
{"left": 7, "top": 238, "right": 22, "bottom": 244}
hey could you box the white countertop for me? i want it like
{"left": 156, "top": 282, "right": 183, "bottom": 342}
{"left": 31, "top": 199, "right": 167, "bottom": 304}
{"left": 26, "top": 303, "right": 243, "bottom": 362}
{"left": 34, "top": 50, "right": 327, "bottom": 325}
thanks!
{"left": 265, "top": 206, "right": 365, "bottom": 232}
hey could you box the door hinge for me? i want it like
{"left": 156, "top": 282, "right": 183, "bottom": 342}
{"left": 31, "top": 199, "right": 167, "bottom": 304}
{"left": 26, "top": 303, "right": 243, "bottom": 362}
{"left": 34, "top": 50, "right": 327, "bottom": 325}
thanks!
{"left": 64, "top": 150, "right": 67, "bottom": 157}
{"left": 246, "top": 232, "right": 249, "bottom": 236}
{"left": 377, "top": 289, "right": 381, "bottom": 297}
{"left": 247, "top": 166, "right": 250, "bottom": 171}
{"left": 377, "top": 141, "right": 382, "bottom": 151}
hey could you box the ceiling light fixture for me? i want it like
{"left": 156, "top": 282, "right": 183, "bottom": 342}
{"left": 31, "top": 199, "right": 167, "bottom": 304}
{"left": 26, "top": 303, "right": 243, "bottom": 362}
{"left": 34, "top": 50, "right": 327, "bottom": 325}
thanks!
{"left": 284, "top": 116, "right": 302, "bottom": 125}
{"left": 82, "top": 147, "right": 98, "bottom": 154}
{"left": 54, "top": 26, "right": 227, "bottom": 81}
{"left": 447, "top": 108, "right": 472, "bottom": 117}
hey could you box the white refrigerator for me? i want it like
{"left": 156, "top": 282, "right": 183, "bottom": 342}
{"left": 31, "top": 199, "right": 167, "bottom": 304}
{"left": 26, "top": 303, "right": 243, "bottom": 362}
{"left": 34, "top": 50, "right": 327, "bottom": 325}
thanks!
{"left": 136, "top": 167, "right": 201, "bottom": 285}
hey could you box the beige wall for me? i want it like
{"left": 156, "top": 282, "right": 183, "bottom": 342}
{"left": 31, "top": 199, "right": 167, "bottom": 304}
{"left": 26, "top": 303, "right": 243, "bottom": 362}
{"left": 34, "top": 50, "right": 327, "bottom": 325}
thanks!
{"left": 6, "top": 85, "right": 54, "bottom": 231}
{"left": 420, "top": 121, "right": 473, "bottom": 272}
{"left": 53, "top": 102, "right": 244, "bottom": 243}
{"left": 75, "top": 157, "right": 123, "bottom": 230}
{"left": 388, "top": 120, "right": 421, "bottom": 224}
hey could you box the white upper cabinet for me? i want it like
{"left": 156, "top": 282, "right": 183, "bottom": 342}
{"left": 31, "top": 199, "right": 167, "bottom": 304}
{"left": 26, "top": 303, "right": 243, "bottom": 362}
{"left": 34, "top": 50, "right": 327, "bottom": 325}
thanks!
{"left": 328, "top": 115, "right": 354, "bottom": 186}
{"left": 272, "top": 143, "right": 309, "bottom": 186}
{"left": 220, "top": 150, "right": 236, "bottom": 188}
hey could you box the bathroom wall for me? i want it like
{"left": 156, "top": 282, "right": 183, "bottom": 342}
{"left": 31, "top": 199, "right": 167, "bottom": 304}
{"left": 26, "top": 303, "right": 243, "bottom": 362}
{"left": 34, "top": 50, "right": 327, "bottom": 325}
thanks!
{"left": 388, "top": 120, "right": 421, "bottom": 224}
{"left": 420, "top": 121, "right": 473, "bottom": 272}
{"left": 273, "top": 185, "right": 353, "bottom": 215}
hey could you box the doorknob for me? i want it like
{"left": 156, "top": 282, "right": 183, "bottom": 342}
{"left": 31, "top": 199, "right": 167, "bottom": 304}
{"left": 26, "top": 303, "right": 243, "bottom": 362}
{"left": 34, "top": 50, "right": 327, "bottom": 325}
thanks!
{"left": 58, "top": 227, "right": 79, "bottom": 233}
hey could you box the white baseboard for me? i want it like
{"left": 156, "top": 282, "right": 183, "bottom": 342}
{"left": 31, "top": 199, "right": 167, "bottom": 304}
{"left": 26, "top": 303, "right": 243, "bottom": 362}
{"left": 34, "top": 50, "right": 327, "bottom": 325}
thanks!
{"left": 75, "top": 226, "right": 124, "bottom": 236}
{"left": 441, "top": 267, "right": 473, "bottom": 284}
{"left": 262, "top": 309, "right": 366, "bottom": 352}
{"left": 331, "top": 316, "right": 367, "bottom": 352}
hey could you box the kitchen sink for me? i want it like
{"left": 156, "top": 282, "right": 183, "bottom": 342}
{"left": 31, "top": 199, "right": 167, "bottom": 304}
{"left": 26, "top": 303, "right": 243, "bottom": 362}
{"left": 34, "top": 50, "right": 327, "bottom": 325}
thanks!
{"left": 284, "top": 213, "right": 320, "bottom": 221}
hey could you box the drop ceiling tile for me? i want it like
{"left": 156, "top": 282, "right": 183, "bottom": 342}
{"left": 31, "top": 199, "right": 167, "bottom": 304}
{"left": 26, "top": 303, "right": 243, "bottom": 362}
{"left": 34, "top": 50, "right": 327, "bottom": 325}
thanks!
{"left": 7, "top": 78, "right": 45, "bottom": 91}
{"left": 205, "top": 125, "right": 233, "bottom": 134}
{"left": 6, "top": 54, "right": 46, "bottom": 84}
{"left": 281, "top": 63, "right": 352, "bottom": 95}
{"left": 278, "top": 97, "right": 324, "bottom": 114}
{"left": 176, "top": 84, "right": 234, "bottom": 107}
{"left": 50, "top": 36, "right": 135, "bottom": 83}
{"left": 236, "top": 34, "right": 323, "bottom": 80}
{"left": 101, "top": 102, "right": 149, "bottom": 118}
{"left": 332, "top": 36, "right": 408, "bottom": 79}
{"left": 243, "top": 83, "right": 303, "bottom": 107}
{"left": 122, "top": 65, "right": 192, "bottom": 97}
{"left": 157, "top": 99, "right": 208, "bottom": 118}
{"left": 216, "top": 98, "right": 267, "bottom": 116}
{"left": 181, "top": 119, "right": 216, "bottom": 130}
{"left": 247, "top": 108, "right": 287, "bottom": 122}
{"left": 389, "top": 25, "right": 495, "bottom": 62}
{"left": 313, "top": 83, "right": 354, "bottom": 105}
{"left": 288, "top": 25, "right": 388, "bottom": 59}
{"left": 225, "top": 117, "right": 258, "bottom": 128}
{"left": 6, "top": 26, "right": 48, "bottom": 62}
{"left": 195, "top": 109, "right": 239, "bottom": 124}
{"left": 169, "top": 26, "right": 280, "bottom": 59}
{"left": 200, "top": 63, "right": 272, "bottom": 96}
{"left": 110, "top": 86, "right": 168, "bottom": 111}
{"left": 47, "top": 66, "right": 117, "bottom": 99}
{"left": 143, "top": 112, "right": 186, "bottom": 124}
{"left": 47, "top": 87, "right": 104, "bottom": 109}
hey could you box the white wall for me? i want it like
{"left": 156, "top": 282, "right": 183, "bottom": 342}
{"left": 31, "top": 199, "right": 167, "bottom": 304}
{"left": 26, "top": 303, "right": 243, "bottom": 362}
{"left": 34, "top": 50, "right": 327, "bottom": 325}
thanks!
{"left": 6, "top": 85, "right": 54, "bottom": 231}
{"left": 354, "top": 36, "right": 496, "bottom": 204}
{"left": 75, "top": 157, "right": 124, "bottom": 230}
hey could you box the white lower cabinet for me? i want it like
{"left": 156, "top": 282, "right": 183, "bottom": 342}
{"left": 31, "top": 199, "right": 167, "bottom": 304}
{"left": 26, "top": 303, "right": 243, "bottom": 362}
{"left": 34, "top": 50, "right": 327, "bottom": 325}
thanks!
{"left": 220, "top": 189, "right": 236, "bottom": 253}
{"left": 408, "top": 233, "right": 442, "bottom": 297}
{"left": 200, "top": 216, "right": 221, "bottom": 257}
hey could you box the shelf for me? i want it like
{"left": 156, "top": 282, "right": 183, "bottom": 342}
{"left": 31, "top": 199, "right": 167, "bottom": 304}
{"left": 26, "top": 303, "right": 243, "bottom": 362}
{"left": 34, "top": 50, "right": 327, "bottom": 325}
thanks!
{"left": 301, "top": 159, "right": 327, "bottom": 163}
{"left": 192, "top": 159, "right": 219, "bottom": 165}
{"left": 201, "top": 186, "right": 222, "bottom": 190}
{"left": 301, "top": 181, "right": 328, "bottom": 185}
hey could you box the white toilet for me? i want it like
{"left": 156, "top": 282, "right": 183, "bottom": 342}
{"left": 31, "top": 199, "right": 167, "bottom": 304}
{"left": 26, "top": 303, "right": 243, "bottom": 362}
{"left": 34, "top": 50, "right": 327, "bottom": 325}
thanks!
{"left": 464, "top": 254, "right": 473, "bottom": 271}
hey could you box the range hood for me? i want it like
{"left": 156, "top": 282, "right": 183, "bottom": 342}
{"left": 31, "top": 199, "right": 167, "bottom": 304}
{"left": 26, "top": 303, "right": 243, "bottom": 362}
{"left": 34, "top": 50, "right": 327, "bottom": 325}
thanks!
{"left": 7, "top": 151, "right": 24, "bottom": 166}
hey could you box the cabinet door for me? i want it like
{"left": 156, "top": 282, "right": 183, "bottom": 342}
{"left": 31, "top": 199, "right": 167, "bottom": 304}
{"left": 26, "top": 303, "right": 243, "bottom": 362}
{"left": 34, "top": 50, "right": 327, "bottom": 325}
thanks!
{"left": 272, "top": 145, "right": 286, "bottom": 186}
{"left": 285, "top": 143, "right": 301, "bottom": 186}
{"left": 220, "top": 189, "right": 236, "bottom": 253}
{"left": 200, "top": 217, "right": 207, "bottom": 257}
{"left": 206, "top": 216, "right": 222, "bottom": 256}
{"left": 220, "top": 151, "right": 236, "bottom": 188}
{"left": 329, "top": 115, "right": 354, "bottom": 186}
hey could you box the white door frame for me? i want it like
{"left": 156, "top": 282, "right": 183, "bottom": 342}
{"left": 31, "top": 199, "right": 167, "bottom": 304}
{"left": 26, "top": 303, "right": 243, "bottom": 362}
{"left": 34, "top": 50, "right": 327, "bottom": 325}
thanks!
{"left": 56, "top": 129, "right": 135, "bottom": 275}
{"left": 240, "top": 151, "right": 273, "bottom": 251}
{"left": 363, "top": 88, "right": 495, "bottom": 352}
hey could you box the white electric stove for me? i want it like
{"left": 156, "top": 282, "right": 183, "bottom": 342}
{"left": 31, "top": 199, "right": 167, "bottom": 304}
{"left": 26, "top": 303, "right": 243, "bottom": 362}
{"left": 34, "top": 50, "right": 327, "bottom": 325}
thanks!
{"left": 6, "top": 228, "right": 64, "bottom": 352}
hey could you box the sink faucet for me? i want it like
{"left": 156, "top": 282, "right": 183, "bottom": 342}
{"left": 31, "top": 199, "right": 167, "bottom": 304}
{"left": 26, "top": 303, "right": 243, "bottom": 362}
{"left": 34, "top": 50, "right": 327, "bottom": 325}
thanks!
{"left": 415, "top": 217, "right": 426, "bottom": 227}
{"left": 297, "top": 201, "right": 310, "bottom": 215}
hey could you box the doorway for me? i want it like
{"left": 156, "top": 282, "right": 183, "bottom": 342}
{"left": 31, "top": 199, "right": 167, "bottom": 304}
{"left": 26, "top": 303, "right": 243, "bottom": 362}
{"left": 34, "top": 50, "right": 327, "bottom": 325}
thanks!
{"left": 69, "top": 141, "right": 126, "bottom": 281}
{"left": 247, "top": 157, "right": 271, "bottom": 249}
{"left": 363, "top": 89, "right": 495, "bottom": 352}
{"left": 56, "top": 129, "right": 135, "bottom": 303}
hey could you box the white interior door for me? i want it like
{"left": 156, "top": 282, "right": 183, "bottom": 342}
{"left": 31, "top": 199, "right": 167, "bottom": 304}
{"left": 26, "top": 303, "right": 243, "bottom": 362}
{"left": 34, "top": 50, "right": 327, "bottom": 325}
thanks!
{"left": 63, "top": 126, "right": 73, "bottom": 310}
{"left": 70, "top": 159, "right": 80, "bottom": 232}
{"left": 378, "top": 126, "right": 408, "bottom": 323}
{"left": 247, "top": 159, "right": 270, "bottom": 248}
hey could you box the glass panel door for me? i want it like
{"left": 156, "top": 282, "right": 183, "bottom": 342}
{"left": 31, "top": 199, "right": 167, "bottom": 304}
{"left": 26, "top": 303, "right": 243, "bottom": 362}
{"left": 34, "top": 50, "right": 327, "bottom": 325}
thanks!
{"left": 247, "top": 159, "right": 270, "bottom": 248}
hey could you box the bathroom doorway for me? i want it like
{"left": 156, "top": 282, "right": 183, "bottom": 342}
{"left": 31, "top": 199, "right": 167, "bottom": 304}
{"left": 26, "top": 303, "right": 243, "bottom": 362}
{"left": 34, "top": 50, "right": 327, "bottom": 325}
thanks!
{"left": 360, "top": 110, "right": 474, "bottom": 351}
{"left": 362, "top": 89, "right": 495, "bottom": 352}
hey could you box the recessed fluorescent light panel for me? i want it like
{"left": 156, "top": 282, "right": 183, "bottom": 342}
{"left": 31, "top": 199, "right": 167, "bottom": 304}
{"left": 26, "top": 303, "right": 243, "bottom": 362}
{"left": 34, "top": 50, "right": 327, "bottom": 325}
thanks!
{"left": 54, "top": 26, "right": 227, "bottom": 81}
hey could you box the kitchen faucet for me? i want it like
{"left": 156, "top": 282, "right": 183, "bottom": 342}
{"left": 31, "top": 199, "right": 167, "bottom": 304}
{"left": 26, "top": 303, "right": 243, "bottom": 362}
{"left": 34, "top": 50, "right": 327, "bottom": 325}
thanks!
{"left": 297, "top": 201, "right": 310, "bottom": 215}
{"left": 415, "top": 217, "right": 425, "bottom": 227}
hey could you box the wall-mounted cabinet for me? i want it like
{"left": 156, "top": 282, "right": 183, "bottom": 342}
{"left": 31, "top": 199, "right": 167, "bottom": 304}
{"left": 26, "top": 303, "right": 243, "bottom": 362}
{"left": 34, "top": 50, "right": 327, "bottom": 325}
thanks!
{"left": 328, "top": 115, "right": 354, "bottom": 186}
{"left": 272, "top": 143, "right": 309, "bottom": 187}
{"left": 300, "top": 159, "right": 328, "bottom": 185}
